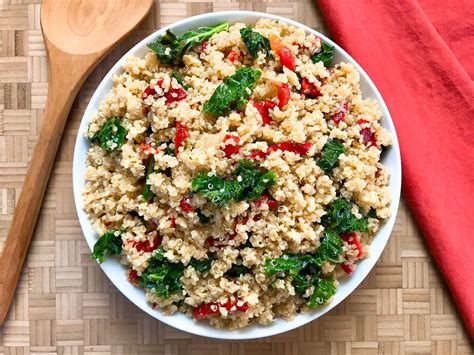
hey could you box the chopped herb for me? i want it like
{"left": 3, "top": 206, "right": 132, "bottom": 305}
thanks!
{"left": 189, "top": 257, "right": 213, "bottom": 273}
{"left": 91, "top": 230, "right": 122, "bottom": 263}
{"left": 316, "top": 139, "right": 345, "bottom": 172}
{"left": 311, "top": 41, "right": 335, "bottom": 67}
{"left": 226, "top": 263, "right": 250, "bottom": 277}
{"left": 91, "top": 117, "right": 127, "bottom": 151}
{"left": 171, "top": 72, "right": 190, "bottom": 90}
{"left": 142, "top": 155, "right": 155, "bottom": 201}
{"left": 148, "top": 22, "right": 229, "bottom": 66}
{"left": 191, "top": 158, "right": 277, "bottom": 205}
{"left": 240, "top": 26, "right": 272, "bottom": 59}
{"left": 138, "top": 247, "right": 184, "bottom": 298}
{"left": 203, "top": 67, "right": 261, "bottom": 117}
{"left": 307, "top": 278, "right": 336, "bottom": 308}
{"left": 321, "top": 198, "right": 368, "bottom": 234}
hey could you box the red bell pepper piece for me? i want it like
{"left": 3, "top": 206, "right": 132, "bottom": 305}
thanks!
{"left": 269, "top": 34, "right": 295, "bottom": 71}
{"left": 300, "top": 78, "right": 321, "bottom": 99}
{"left": 340, "top": 232, "right": 363, "bottom": 257}
{"left": 174, "top": 121, "right": 188, "bottom": 156}
{"left": 221, "top": 134, "right": 241, "bottom": 158}
{"left": 179, "top": 196, "right": 193, "bottom": 213}
{"left": 277, "top": 83, "right": 291, "bottom": 108}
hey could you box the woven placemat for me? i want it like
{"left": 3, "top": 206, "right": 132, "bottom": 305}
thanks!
{"left": 0, "top": 1, "right": 472, "bottom": 354}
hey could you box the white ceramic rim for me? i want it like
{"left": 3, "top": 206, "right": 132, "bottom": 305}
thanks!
{"left": 72, "top": 11, "right": 402, "bottom": 340}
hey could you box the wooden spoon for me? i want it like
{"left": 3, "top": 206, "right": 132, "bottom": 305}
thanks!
{"left": 0, "top": 0, "right": 152, "bottom": 323}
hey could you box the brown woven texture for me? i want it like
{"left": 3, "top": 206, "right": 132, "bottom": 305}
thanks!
{"left": 0, "top": 1, "right": 473, "bottom": 354}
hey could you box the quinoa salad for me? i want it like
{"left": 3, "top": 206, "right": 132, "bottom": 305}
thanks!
{"left": 83, "top": 19, "right": 392, "bottom": 329}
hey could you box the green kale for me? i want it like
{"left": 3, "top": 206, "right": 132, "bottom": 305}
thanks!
{"left": 313, "top": 230, "right": 343, "bottom": 265}
{"left": 307, "top": 278, "right": 336, "bottom": 308}
{"left": 240, "top": 26, "right": 272, "bottom": 59}
{"left": 263, "top": 253, "right": 315, "bottom": 277}
{"left": 91, "top": 117, "right": 127, "bottom": 151}
{"left": 322, "top": 198, "right": 368, "bottom": 234}
{"left": 191, "top": 159, "right": 277, "bottom": 205}
{"left": 138, "top": 247, "right": 184, "bottom": 298}
{"left": 203, "top": 67, "right": 261, "bottom": 117}
{"left": 142, "top": 155, "right": 155, "bottom": 202}
{"left": 171, "top": 72, "right": 190, "bottom": 90}
{"left": 191, "top": 173, "right": 240, "bottom": 205}
{"left": 311, "top": 41, "right": 335, "bottom": 67}
{"left": 316, "top": 139, "right": 345, "bottom": 172}
{"left": 148, "top": 22, "right": 229, "bottom": 66}
{"left": 91, "top": 230, "right": 122, "bottom": 263}
{"left": 189, "top": 257, "right": 213, "bottom": 273}
{"left": 226, "top": 263, "right": 250, "bottom": 278}
{"left": 232, "top": 159, "right": 277, "bottom": 201}
{"left": 292, "top": 273, "right": 319, "bottom": 294}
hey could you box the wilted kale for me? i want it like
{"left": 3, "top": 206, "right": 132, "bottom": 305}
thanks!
{"left": 307, "top": 278, "right": 336, "bottom": 308}
{"left": 148, "top": 22, "right": 229, "bottom": 66}
{"left": 203, "top": 67, "right": 261, "bottom": 117}
{"left": 142, "top": 155, "right": 155, "bottom": 202}
{"left": 138, "top": 247, "right": 184, "bottom": 298}
{"left": 189, "top": 257, "right": 213, "bottom": 273}
{"left": 171, "top": 72, "right": 190, "bottom": 90}
{"left": 91, "top": 117, "right": 127, "bottom": 151}
{"left": 263, "top": 231, "right": 342, "bottom": 306}
{"left": 312, "top": 230, "right": 343, "bottom": 265}
{"left": 322, "top": 198, "right": 368, "bottom": 234}
{"left": 240, "top": 26, "right": 272, "bottom": 59}
{"left": 91, "top": 230, "right": 122, "bottom": 263}
{"left": 226, "top": 263, "right": 250, "bottom": 278}
{"left": 311, "top": 41, "right": 335, "bottom": 67}
{"left": 316, "top": 139, "right": 345, "bottom": 172}
{"left": 191, "top": 158, "right": 277, "bottom": 205}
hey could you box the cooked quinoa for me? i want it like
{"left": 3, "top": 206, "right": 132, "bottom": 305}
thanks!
{"left": 83, "top": 19, "right": 392, "bottom": 329}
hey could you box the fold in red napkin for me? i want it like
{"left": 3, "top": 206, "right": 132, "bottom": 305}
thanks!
{"left": 317, "top": 0, "right": 474, "bottom": 338}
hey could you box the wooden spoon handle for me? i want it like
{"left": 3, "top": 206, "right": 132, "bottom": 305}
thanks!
{"left": 0, "top": 50, "right": 90, "bottom": 323}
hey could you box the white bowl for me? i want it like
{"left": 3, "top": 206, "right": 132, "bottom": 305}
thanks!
{"left": 73, "top": 11, "right": 401, "bottom": 339}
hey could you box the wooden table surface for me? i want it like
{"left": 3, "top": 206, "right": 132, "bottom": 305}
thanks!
{"left": 0, "top": 1, "right": 472, "bottom": 354}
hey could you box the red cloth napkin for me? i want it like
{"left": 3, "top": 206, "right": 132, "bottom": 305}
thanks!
{"left": 317, "top": 0, "right": 474, "bottom": 338}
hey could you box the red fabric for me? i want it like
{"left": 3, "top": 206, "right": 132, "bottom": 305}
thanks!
{"left": 317, "top": 0, "right": 474, "bottom": 338}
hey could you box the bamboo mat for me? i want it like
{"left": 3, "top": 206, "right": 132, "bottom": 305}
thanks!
{"left": 0, "top": 1, "right": 472, "bottom": 354}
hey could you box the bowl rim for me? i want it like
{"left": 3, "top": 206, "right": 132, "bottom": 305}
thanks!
{"left": 72, "top": 10, "right": 402, "bottom": 339}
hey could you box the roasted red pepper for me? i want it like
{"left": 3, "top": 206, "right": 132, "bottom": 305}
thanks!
{"left": 129, "top": 231, "right": 161, "bottom": 253}
{"left": 277, "top": 83, "right": 291, "bottom": 109}
{"left": 142, "top": 79, "right": 187, "bottom": 105}
{"left": 179, "top": 196, "right": 193, "bottom": 213}
{"left": 249, "top": 141, "right": 312, "bottom": 160}
{"left": 300, "top": 78, "right": 321, "bottom": 99}
{"left": 128, "top": 269, "right": 138, "bottom": 283}
{"left": 340, "top": 232, "right": 362, "bottom": 257}
{"left": 193, "top": 299, "right": 249, "bottom": 320}
{"left": 227, "top": 49, "right": 240, "bottom": 62}
{"left": 254, "top": 193, "right": 278, "bottom": 210}
{"left": 357, "top": 119, "right": 377, "bottom": 146}
{"left": 221, "top": 134, "right": 241, "bottom": 158}
{"left": 174, "top": 121, "right": 188, "bottom": 156}
{"left": 251, "top": 100, "right": 273, "bottom": 126}
{"left": 340, "top": 263, "right": 353, "bottom": 275}
{"left": 200, "top": 40, "right": 209, "bottom": 51}
{"left": 269, "top": 34, "right": 295, "bottom": 71}
{"left": 332, "top": 102, "right": 348, "bottom": 124}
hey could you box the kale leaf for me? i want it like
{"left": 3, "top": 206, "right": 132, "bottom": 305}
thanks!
{"left": 91, "top": 117, "right": 127, "bottom": 151}
{"left": 191, "top": 159, "right": 277, "bottom": 205}
{"left": 142, "top": 155, "right": 155, "bottom": 202}
{"left": 226, "top": 263, "right": 250, "bottom": 278}
{"left": 189, "top": 257, "right": 213, "bottom": 273}
{"left": 240, "top": 26, "right": 272, "bottom": 59}
{"left": 148, "top": 22, "right": 229, "bottom": 66}
{"left": 322, "top": 198, "right": 368, "bottom": 234}
{"left": 307, "top": 278, "right": 336, "bottom": 308}
{"left": 316, "top": 139, "right": 345, "bottom": 172}
{"left": 312, "top": 230, "right": 343, "bottom": 265}
{"left": 138, "top": 247, "right": 184, "bottom": 298}
{"left": 191, "top": 173, "right": 240, "bottom": 205}
{"left": 196, "top": 208, "right": 211, "bottom": 224}
{"left": 171, "top": 72, "right": 190, "bottom": 90}
{"left": 263, "top": 253, "right": 315, "bottom": 277}
{"left": 311, "top": 41, "right": 335, "bottom": 67}
{"left": 232, "top": 159, "right": 277, "bottom": 201}
{"left": 203, "top": 67, "right": 261, "bottom": 117}
{"left": 91, "top": 230, "right": 122, "bottom": 263}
